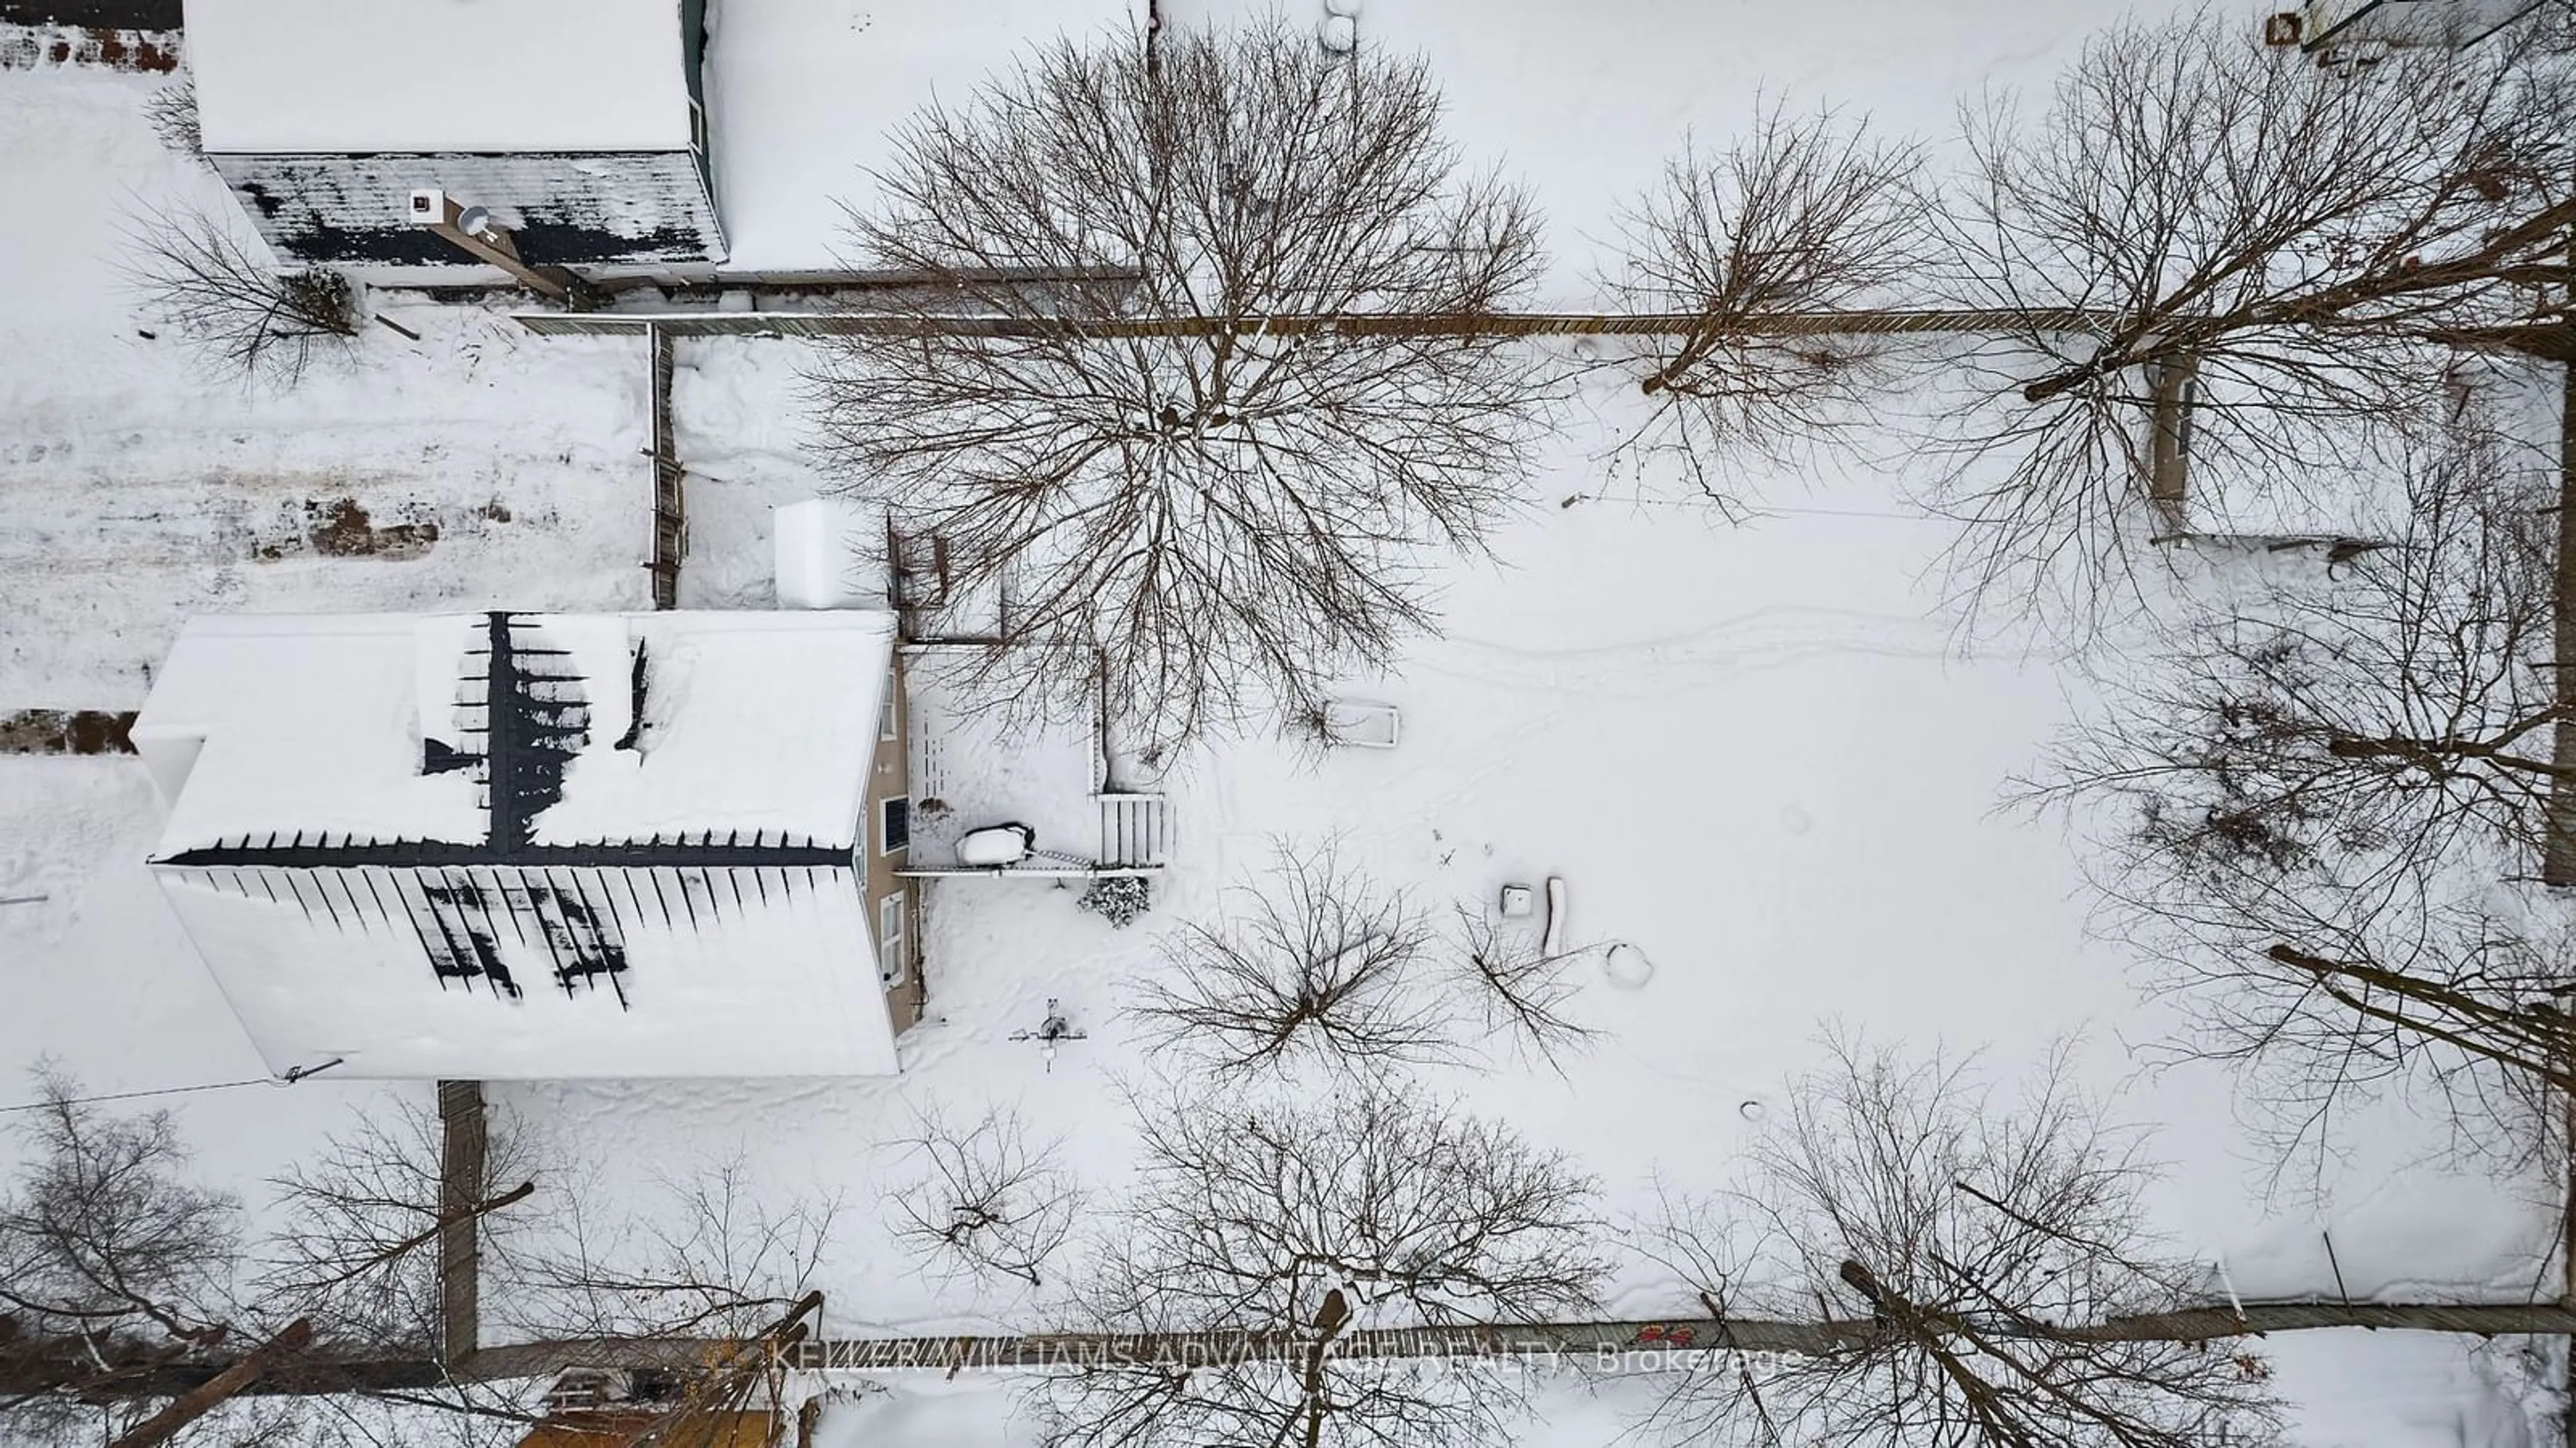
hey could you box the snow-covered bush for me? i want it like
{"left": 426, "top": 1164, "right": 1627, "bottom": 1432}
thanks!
{"left": 1450, "top": 904, "right": 1597, "bottom": 1070}
{"left": 1076, "top": 873, "right": 1151, "bottom": 929}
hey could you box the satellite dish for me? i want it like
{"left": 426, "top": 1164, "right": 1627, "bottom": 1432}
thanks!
{"left": 456, "top": 205, "right": 494, "bottom": 238}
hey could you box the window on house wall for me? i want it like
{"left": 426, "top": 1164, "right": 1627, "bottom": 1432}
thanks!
{"left": 877, "top": 893, "right": 908, "bottom": 988}
{"left": 880, "top": 795, "right": 910, "bottom": 855}
{"left": 879, "top": 670, "right": 900, "bottom": 742}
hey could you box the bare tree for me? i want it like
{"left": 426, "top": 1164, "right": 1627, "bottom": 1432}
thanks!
{"left": 2043, "top": 420, "right": 2557, "bottom": 882}
{"left": 890, "top": 1106, "right": 1079, "bottom": 1289}
{"left": 143, "top": 78, "right": 201, "bottom": 159}
{"left": 500, "top": 1157, "right": 840, "bottom": 1343}
{"left": 1636, "top": 1037, "right": 2281, "bottom": 1448}
{"left": 254, "top": 1100, "right": 539, "bottom": 1353}
{"left": 0, "top": 1066, "right": 240, "bottom": 1349}
{"left": 172, "top": 1390, "right": 527, "bottom": 1448}
{"left": 2145, "top": 864, "right": 2571, "bottom": 1168}
{"left": 1128, "top": 843, "right": 1456, "bottom": 1078}
{"left": 1930, "top": 7, "right": 2573, "bottom": 621}
{"left": 2031, "top": 417, "right": 2571, "bottom": 1159}
{"left": 808, "top": 20, "right": 1552, "bottom": 758}
{"left": 0, "top": 1066, "right": 245, "bottom": 1443}
{"left": 1605, "top": 103, "right": 1927, "bottom": 504}
{"left": 1042, "top": 1087, "right": 1606, "bottom": 1448}
{"left": 125, "top": 203, "right": 358, "bottom": 388}
{"left": 0, "top": 1079, "right": 824, "bottom": 1448}
{"left": 1448, "top": 905, "right": 1597, "bottom": 1071}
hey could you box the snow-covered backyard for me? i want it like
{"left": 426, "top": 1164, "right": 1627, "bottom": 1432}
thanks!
{"left": 3, "top": 1, "right": 2572, "bottom": 1445}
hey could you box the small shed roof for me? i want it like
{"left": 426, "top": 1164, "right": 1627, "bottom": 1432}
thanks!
{"left": 184, "top": 0, "right": 696, "bottom": 154}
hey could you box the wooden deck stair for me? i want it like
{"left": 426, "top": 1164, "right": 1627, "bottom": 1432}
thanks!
{"left": 1096, "top": 792, "right": 1169, "bottom": 870}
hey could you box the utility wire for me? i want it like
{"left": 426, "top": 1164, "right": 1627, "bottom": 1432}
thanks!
{"left": 0, "top": 1057, "right": 345, "bottom": 1115}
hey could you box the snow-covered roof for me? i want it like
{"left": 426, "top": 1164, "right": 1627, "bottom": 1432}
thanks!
{"left": 184, "top": 0, "right": 697, "bottom": 154}
{"left": 135, "top": 611, "right": 896, "bottom": 857}
{"left": 155, "top": 862, "right": 899, "bottom": 1078}
{"left": 536, "top": 611, "right": 897, "bottom": 847}
{"left": 707, "top": 0, "right": 1138, "bottom": 268}
{"left": 131, "top": 610, "right": 906, "bottom": 1079}
{"left": 133, "top": 614, "right": 488, "bottom": 852}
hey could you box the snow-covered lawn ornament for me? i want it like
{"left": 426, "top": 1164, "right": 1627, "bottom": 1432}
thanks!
{"left": 1008, "top": 996, "right": 1089, "bottom": 1073}
{"left": 1077, "top": 872, "right": 1152, "bottom": 928}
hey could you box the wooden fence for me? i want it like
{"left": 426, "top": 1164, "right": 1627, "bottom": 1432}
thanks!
{"left": 459, "top": 1300, "right": 2576, "bottom": 1382}
{"left": 646, "top": 323, "right": 684, "bottom": 609}
{"left": 517, "top": 306, "right": 2116, "bottom": 342}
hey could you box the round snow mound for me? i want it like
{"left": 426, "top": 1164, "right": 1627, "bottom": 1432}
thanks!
{"left": 1779, "top": 805, "right": 1813, "bottom": 835}
{"left": 1737, "top": 1098, "right": 1768, "bottom": 1123}
{"left": 1318, "top": 15, "right": 1356, "bottom": 50}
{"left": 1603, "top": 943, "right": 1654, "bottom": 990}
{"left": 1326, "top": 0, "right": 1362, "bottom": 15}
